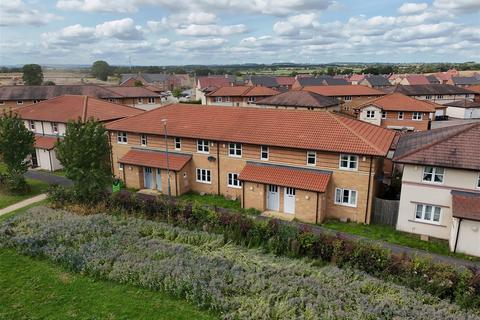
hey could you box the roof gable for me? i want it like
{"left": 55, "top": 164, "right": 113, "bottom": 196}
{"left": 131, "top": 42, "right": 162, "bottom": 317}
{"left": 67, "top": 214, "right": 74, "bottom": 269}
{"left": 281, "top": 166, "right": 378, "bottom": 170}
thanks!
{"left": 355, "top": 93, "right": 436, "bottom": 112}
{"left": 256, "top": 90, "right": 340, "bottom": 108}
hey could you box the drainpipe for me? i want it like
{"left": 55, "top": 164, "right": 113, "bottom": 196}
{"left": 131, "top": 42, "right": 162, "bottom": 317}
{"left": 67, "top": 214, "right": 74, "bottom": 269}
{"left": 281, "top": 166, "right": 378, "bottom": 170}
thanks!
{"left": 217, "top": 142, "right": 220, "bottom": 195}
{"left": 453, "top": 218, "right": 462, "bottom": 253}
{"left": 365, "top": 156, "right": 373, "bottom": 224}
{"left": 315, "top": 192, "right": 319, "bottom": 224}
{"left": 48, "top": 149, "right": 53, "bottom": 171}
{"left": 175, "top": 171, "right": 179, "bottom": 196}
{"left": 242, "top": 182, "right": 245, "bottom": 209}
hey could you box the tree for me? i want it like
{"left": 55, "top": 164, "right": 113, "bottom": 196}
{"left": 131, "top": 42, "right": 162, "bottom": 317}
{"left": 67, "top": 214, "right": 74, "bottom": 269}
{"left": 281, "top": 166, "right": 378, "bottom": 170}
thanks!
{"left": 172, "top": 88, "right": 183, "bottom": 98}
{"left": 91, "top": 60, "right": 111, "bottom": 81}
{"left": 134, "top": 80, "right": 144, "bottom": 87}
{"left": 0, "top": 112, "right": 35, "bottom": 193}
{"left": 22, "top": 64, "right": 43, "bottom": 85}
{"left": 56, "top": 120, "right": 112, "bottom": 202}
{"left": 43, "top": 80, "right": 56, "bottom": 85}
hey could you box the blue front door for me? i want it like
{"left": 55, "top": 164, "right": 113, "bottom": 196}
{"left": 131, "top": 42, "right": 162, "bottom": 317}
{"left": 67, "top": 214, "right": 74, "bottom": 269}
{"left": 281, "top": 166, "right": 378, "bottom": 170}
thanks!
{"left": 156, "top": 169, "right": 162, "bottom": 191}
{"left": 144, "top": 167, "right": 153, "bottom": 189}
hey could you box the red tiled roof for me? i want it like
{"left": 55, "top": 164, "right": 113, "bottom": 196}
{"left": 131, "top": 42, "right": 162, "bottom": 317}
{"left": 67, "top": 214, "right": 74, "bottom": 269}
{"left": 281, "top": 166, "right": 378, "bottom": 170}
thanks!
{"left": 35, "top": 135, "right": 59, "bottom": 150}
{"left": 207, "top": 86, "right": 279, "bottom": 97}
{"left": 451, "top": 190, "right": 480, "bottom": 221}
{"left": 302, "top": 85, "right": 385, "bottom": 97}
{"left": 354, "top": 93, "right": 436, "bottom": 112}
{"left": 348, "top": 74, "right": 365, "bottom": 82}
{"left": 15, "top": 95, "right": 144, "bottom": 123}
{"left": 106, "top": 104, "right": 396, "bottom": 156}
{"left": 119, "top": 149, "right": 191, "bottom": 171}
{"left": 104, "top": 86, "right": 160, "bottom": 97}
{"left": 275, "top": 76, "right": 295, "bottom": 86}
{"left": 405, "top": 75, "right": 430, "bottom": 85}
{"left": 467, "top": 85, "right": 480, "bottom": 93}
{"left": 197, "top": 76, "right": 233, "bottom": 90}
{"left": 239, "top": 162, "right": 331, "bottom": 192}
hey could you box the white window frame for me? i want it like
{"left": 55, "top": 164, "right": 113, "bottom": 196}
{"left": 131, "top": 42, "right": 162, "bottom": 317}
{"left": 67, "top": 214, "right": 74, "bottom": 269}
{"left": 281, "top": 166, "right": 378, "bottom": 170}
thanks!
{"left": 344, "top": 96, "right": 352, "bottom": 101}
{"left": 119, "top": 163, "right": 124, "bottom": 171}
{"left": 412, "top": 112, "right": 423, "bottom": 121}
{"left": 147, "top": 97, "right": 155, "bottom": 104}
{"left": 335, "top": 188, "right": 357, "bottom": 207}
{"left": 261, "top": 146, "right": 269, "bottom": 161}
{"left": 196, "top": 168, "right": 211, "bottom": 184}
{"left": 224, "top": 96, "right": 231, "bottom": 102}
{"left": 137, "top": 98, "right": 144, "bottom": 104}
{"left": 415, "top": 204, "right": 441, "bottom": 224}
{"left": 306, "top": 150, "right": 316, "bottom": 166}
{"left": 339, "top": 154, "right": 358, "bottom": 171}
{"left": 197, "top": 139, "right": 210, "bottom": 154}
{"left": 214, "top": 97, "right": 222, "bottom": 103}
{"left": 381, "top": 111, "right": 387, "bottom": 119}
{"left": 52, "top": 122, "right": 58, "bottom": 134}
{"left": 174, "top": 137, "right": 181, "bottom": 150}
{"left": 33, "top": 99, "right": 41, "bottom": 104}
{"left": 365, "top": 110, "right": 375, "bottom": 119}
{"left": 248, "top": 96, "right": 256, "bottom": 102}
{"left": 141, "top": 134, "right": 148, "bottom": 146}
{"left": 17, "top": 100, "right": 23, "bottom": 105}
{"left": 228, "top": 143, "right": 242, "bottom": 158}
{"left": 477, "top": 173, "right": 480, "bottom": 189}
{"left": 227, "top": 173, "right": 242, "bottom": 188}
{"left": 117, "top": 131, "right": 128, "bottom": 144}
{"left": 397, "top": 111, "right": 404, "bottom": 120}
{"left": 29, "top": 120, "right": 35, "bottom": 130}
{"left": 0, "top": 101, "right": 4, "bottom": 105}
{"left": 437, "top": 95, "right": 443, "bottom": 99}
{"left": 425, "top": 95, "right": 432, "bottom": 100}
{"left": 422, "top": 166, "right": 444, "bottom": 184}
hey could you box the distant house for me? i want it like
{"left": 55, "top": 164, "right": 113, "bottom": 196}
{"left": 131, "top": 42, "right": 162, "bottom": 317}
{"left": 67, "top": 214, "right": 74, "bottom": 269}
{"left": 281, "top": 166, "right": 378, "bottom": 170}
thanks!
{"left": 205, "top": 86, "right": 279, "bottom": 106}
{"left": 348, "top": 74, "right": 366, "bottom": 85}
{"left": 398, "top": 75, "right": 431, "bottom": 86}
{"left": 385, "top": 84, "right": 477, "bottom": 105}
{"left": 448, "top": 76, "right": 480, "bottom": 87}
{"left": 15, "top": 95, "right": 143, "bottom": 171}
{"left": 426, "top": 75, "right": 441, "bottom": 84}
{"left": 195, "top": 75, "right": 236, "bottom": 104}
{"left": 254, "top": 90, "right": 342, "bottom": 111}
{"left": 393, "top": 123, "right": 480, "bottom": 257}
{"left": 359, "top": 75, "right": 393, "bottom": 88}
{"left": 0, "top": 85, "right": 160, "bottom": 112}
{"left": 292, "top": 76, "right": 349, "bottom": 89}
{"left": 353, "top": 93, "right": 436, "bottom": 131}
{"left": 120, "top": 73, "right": 191, "bottom": 91}
{"left": 301, "top": 85, "right": 385, "bottom": 104}
{"left": 444, "top": 99, "right": 480, "bottom": 119}
{"left": 275, "top": 76, "right": 296, "bottom": 90}
{"left": 244, "top": 76, "right": 279, "bottom": 88}
{"left": 434, "top": 69, "right": 459, "bottom": 84}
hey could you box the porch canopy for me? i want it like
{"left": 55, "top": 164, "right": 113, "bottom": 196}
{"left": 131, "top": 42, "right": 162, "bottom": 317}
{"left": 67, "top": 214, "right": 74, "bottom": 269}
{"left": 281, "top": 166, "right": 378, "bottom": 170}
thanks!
{"left": 119, "top": 149, "right": 191, "bottom": 171}
{"left": 239, "top": 162, "right": 331, "bottom": 193}
{"left": 451, "top": 190, "right": 480, "bottom": 222}
{"left": 35, "top": 135, "right": 59, "bottom": 150}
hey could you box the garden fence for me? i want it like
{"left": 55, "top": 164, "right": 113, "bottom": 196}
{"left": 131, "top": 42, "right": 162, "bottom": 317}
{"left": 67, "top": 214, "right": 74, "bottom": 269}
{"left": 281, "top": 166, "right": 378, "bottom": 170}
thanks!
{"left": 371, "top": 197, "right": 399, "bottom": 226}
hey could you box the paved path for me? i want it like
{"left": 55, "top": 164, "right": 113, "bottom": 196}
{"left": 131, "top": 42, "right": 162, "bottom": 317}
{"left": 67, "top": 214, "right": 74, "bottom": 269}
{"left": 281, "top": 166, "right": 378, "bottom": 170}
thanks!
{"left": 25, "top": 170, "right": 73, "bottom": 186}
{"left": 0, "top": 194, "right": 47, "bottom": 217}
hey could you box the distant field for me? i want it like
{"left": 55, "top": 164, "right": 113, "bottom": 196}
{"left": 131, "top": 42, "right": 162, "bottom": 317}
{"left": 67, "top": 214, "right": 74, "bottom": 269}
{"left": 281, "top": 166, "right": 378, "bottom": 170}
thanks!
{"left": 0, "top": 71, "right": 119, "bottom": 85}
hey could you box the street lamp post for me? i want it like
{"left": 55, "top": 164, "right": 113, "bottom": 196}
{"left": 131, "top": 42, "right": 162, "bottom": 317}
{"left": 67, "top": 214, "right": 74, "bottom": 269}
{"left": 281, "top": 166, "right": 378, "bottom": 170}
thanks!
{"left": 161, "top": 119, "right": 172, "bottom": 197}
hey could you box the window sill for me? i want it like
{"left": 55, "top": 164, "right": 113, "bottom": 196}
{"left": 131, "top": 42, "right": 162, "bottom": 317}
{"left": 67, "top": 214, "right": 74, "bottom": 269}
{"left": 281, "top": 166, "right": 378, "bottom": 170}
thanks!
{"left": 228, "top": 185, "right": 242, "bottom": 189}
{"left": 334, "top": 202, "right": 357, "bottom": 208}
{"left": 196, "top": 180, "right": 212, "bottom": 184}
{"left": 408, "top": 219, "right": 446, "bottom": 228}
{"left": 197, "top": 151, "right": 210, "bottom": 154}
{"left": 339, "top": 167, "right": 358, "bottom": 171}
{"left": 228, "top": 155, "right": 242, "bottom": 158}
{"left": 117, "top": 142, "right": 128, "bottom": 145}
{"left": 421, "top": 180, "right": 444, "bottom": 185}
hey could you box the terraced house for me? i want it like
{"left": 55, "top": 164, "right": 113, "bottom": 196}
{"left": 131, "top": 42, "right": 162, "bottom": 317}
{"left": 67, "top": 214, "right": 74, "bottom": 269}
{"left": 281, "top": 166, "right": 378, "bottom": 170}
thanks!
{"left": 106, "top": 104, "right": 396, "bottom": 224}
{"left": 205, "top": 86, "right": 279, "bottom": 107}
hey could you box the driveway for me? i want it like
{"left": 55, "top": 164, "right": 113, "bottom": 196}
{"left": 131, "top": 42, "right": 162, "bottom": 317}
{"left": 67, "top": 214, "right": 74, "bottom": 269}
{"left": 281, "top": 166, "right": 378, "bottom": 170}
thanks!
{"left": 25, "top": 170, "right": 73, "bottom": 187}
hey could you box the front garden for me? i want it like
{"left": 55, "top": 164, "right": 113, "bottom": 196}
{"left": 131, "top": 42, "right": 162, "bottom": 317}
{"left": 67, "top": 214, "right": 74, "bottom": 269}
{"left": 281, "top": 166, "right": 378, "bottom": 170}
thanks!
{"left": 1, "top": 205, "right": 478, "bottom": 319}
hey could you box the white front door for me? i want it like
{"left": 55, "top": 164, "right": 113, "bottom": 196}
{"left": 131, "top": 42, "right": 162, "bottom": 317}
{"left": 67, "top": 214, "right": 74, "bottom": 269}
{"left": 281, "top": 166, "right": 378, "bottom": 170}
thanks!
{"left": 144, "top": 167, "right": 153, "bottom": 189}
{"left": 284, "top": 187, "right": 295, "bottom": 214}
{"left": 266, "top": 185, "right": 280, "bottom": 211}
{"left": 156, "top": 169, "right": 162, "bottom": 191}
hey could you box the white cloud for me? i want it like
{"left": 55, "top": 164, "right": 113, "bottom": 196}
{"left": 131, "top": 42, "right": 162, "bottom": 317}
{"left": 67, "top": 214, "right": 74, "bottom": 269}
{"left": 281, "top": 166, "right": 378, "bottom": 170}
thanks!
{"left": 273, "top": 13, "right": 319, "bottom": 36}
{"left": 56, "top": 0, "right": 138, "bottom": 13}
{"left": 174, "top": 38, "right": 227, "bottom": 49}
{"left": 384, "top": 22, "right": 457, "bottom": 42}
{"left": 176, "top": 24, "right": 247, "bottom": 36}
{"left": 0, "top": 0, "right": 60, "bottom": 26}
{"left": 398, "top": 3, "right": 428, "bottom": 15}
{"left": 184, "top": 12, "right": 217, "bottom": 25}
{"left": 95, "top": 18, "right": 144, "bottom": 40}
{"left": 433, "top": 0, "right": 480, "bottom": 13}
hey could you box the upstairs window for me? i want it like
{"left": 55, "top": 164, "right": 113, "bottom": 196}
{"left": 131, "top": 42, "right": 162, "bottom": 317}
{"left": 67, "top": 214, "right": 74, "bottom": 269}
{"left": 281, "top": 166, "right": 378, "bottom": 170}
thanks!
{"left": 0, "top": 101, "right": 4, "bottom": 105}
{"left": 397, "top": 111, "right": 404, "bottom": 120}
{"left": 214, "top": 97, "right": 222, "bottom": 103}
{"left": 437, "top": 95, "right": 443, "bottom": 99}
{"left": 117, "top": 131, "right": 128, "bottom": 144}
{"left": 261, "top": 146, "right": 269, "bottom": 160}
{"left": 307, "top": 151, "right": 316, "bottom": 166}
{"left": 344, "top": 96, "right": 352, "bottom": 101}
{"left": 477, "top": 173, "right": 480, "bottom": 188}
{"left": 29, "top": 120, "right": 35, "bottom": 130}
{"left": 52, "top": 122, "right": 58, "bottom": 134}
{"left": 174, "top": 137, "right": 181, "bottom": 150}
{"left": 339, "top": 154, "right": 358, "bottom": 170}
{"left": 366, "top": 110, "right": 375, "bottom": 119}
{"left": 137, "top": 98, "right": 144, "bottom": 104}
{"left": 229, "top": 143, "right": 242, "bottom": 157}
{"left": 248, "top": 96, "right": 256, "bottom": 102}
{"left": 422, "top": 166, "right": 444, "bottom": 183}
{"left": 197, "top": 139, "right": 210, "bottom": 153}
{"left": 381, "top": 111, "right": 387, "bottom": 119}
{"left": 412, "top": 112, "right": 422, "bottom": 120}
{"left": 17, "top": 100, "right": 23, "bottom": 105}
{"left": 425, "top": 95, "right": 432, "bottom": 100}
{"left": 141, "top": 134, "right": 148, "bottom": 146}
{"left": 224, "top": 96, "right": 231, "bottom": 102}
{"left": 148, "top": 97, "right": 155, "bottom": 104}
{"left": 415, "top": 204, "right": 441, "bottom": 224}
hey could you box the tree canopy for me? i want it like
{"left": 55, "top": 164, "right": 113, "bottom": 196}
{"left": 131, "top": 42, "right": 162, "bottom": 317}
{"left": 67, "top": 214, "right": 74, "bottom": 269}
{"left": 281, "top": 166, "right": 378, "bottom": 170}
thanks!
{"left": 56, "top": 120, "right": 112, "bottom": 202}
{"left": 22, "top": 64, "right": 44, "bottom": 85}
{"left": 0, "top": 112, "right": 35, "bottom": 193}
{"left": 91, "top": 60, "right": 112, "bottom": 81}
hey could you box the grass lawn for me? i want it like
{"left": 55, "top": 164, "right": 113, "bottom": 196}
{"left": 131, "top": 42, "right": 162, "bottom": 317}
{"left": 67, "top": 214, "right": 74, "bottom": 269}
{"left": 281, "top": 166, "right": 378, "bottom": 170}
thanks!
{"left": 0, "top": 179, "right": 50, "bottom": 209}
{"left": 322, "top": 219, "right": 480, "bottom": 262}
{"left": 0, "top": 248, "right": 216, "bottom": 320}
{"left": 177, "top": 192, "right": 244, "bottom": 212}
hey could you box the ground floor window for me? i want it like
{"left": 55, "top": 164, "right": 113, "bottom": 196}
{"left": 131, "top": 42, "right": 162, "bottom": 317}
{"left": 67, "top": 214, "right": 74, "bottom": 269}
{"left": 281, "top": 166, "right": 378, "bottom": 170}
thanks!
{"left": 415, "top": 204, "right": 441, "bottom": 223}
{"left": 335, "top": 188, "right": 357, "bottom": 207}
{"left": 227, "top": 173, "right": 241, "bottom": 188}
{"left": 196, "top": 168, "right": 211, "bottom": 184}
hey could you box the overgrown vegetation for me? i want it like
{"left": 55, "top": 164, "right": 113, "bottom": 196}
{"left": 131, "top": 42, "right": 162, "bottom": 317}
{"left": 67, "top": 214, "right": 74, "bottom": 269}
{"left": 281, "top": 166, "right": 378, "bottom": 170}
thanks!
{"left": 0, "top": 112, "right": 35, "bottom": 193}
{"left": 45, "top": 188, "right": 480, "bottom": 311}
{"left": 178, "top": 191, "right": 259, "bottom": 215}
{"left": 1, "top": 207, "right": 478, "bottom": 319}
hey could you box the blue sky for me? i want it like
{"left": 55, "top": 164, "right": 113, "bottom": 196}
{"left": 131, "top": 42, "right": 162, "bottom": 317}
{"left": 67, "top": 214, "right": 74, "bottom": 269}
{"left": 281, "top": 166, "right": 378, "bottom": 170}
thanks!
{"left": 1, "top": 0, "right": 479, "bottom": 65}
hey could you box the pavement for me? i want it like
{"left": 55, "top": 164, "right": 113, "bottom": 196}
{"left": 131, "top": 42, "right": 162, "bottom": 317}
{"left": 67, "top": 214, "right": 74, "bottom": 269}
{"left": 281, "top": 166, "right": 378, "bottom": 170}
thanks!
{"left": 25, "top": 170, "right": 73, "bottom": 186}
{"left": 0, "top": 193, "right": 47, "bottom": 217}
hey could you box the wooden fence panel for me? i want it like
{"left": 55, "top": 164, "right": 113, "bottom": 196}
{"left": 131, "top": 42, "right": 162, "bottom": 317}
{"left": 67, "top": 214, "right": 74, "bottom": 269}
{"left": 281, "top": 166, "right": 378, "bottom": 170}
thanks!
{"left": 371, "top": 197, "right": 399, "bottom": 226}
